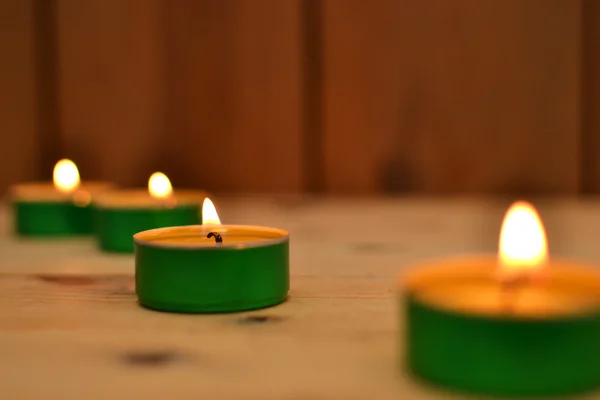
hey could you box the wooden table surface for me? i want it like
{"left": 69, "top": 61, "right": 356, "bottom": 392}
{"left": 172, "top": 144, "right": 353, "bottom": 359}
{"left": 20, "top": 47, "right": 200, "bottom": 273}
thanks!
{"left": 2, "top": 196, "right": 600, "bottom": 400}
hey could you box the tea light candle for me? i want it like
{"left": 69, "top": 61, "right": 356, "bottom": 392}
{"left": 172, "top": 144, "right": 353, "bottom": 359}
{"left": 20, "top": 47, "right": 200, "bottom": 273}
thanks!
{"left": 401, "top": 201, "right": 600, "bottom": 397}
{"left": 9, "top": 159, "right": 115, "bottom": 236}
{"left": 94, "top": 172, "right": 205, "bottom": 253}
{"left": 134, "top": 198, "right": 289, "bottom": 313}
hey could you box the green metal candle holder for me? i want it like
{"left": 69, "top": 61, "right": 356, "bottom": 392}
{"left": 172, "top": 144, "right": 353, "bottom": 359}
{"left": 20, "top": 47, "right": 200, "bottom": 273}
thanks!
{"left": 10, "top": 182, "right": 115, "bottom": 236}
{"left": 94, "top": 190, "right": 205, "bottom": 253}
{"left": 134, "top": 225, "right": 289, "bottom": 313}
{"left": 402, "top": 257, "right": 600, "bottom": 397}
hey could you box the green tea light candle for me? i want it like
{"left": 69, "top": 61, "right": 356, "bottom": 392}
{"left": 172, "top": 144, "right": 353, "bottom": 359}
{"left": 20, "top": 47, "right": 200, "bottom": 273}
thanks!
{"left": 9, "top": 159, "right": 115, "bottom": 236}
{"left": 134, "top": 198, "right": 289, "bottom": 313}
{"left": 94, "top": 172, "right": 205, "bottom": 253}
{"left": 401, "top": 201, "right": 600, "bottom": 397}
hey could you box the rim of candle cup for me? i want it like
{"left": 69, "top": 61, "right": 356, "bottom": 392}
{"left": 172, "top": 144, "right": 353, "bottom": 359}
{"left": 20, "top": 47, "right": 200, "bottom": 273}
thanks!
{"left": 401, "top": 254, "right": 600, "bottom": 322}
{"left": 401, "top": 254, "right": 600, "bottom": 285}
{"left": 8, "top": 181, "right": 116, "bottom": 202}
{"left": 93, "top": 189, "right": 207, "bottom": 209}
{"left": 134, "top": 224, "right": 290, "bottom": 250}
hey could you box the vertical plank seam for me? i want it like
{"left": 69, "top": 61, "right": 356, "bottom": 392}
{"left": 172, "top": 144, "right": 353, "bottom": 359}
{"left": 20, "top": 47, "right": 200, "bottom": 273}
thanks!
{"left": 581, "top": 0, "right": 595, "bottom": 194}
{"left": 301, "top": 0, "right": 325, "bottom": 193}
{"left": 581, "top": 0, "right": 588, "bottom": 193}
{"left": 32, "top": 0, "right": 62, "bottom": 179}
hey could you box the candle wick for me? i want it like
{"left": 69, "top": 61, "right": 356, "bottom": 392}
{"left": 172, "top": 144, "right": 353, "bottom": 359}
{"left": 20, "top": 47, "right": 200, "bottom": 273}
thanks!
{"left": 500, "top": 274, "right": 528, "bottom": 315}
{"left": 207, "top": 232, "right": 223, "bottom": 243}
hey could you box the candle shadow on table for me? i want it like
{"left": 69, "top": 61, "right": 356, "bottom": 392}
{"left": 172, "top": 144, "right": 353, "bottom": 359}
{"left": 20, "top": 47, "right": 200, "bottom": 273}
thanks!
{"left": 234, "top": 315, "right": 287, "bottom": 325}
{"left": 36, "top": 274, "right": 97, "bottom": 285}
{"left": 34, "top": 273, "right": 136, "bottom": 297}
{"left": 404, "top": 370, "right": 594, "bottom": 400}
{"left": 119, "top": 349, "right": 186, "bottom": 368}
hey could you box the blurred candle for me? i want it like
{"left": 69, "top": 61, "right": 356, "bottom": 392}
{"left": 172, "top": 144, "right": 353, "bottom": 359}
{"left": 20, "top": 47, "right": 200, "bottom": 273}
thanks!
{"left": 401, "top": 201, "right": 600, "bottom": 397}
{"left": 9, "top": 159, "right": 115, "bottom": 236}
{"left": 93, "top": 172, "right": 205, "bottom": 253}
{"left": 134, "top": 197, "right": 290, "bottom": 313}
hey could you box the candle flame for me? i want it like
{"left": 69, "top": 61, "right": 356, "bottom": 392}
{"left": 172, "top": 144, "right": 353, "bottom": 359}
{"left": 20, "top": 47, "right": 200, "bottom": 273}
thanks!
{"left": 498, "top": 201, "right": 548, "bottom": 279}
{"left": 202, "top": 198, "right": 221, "bottom": 225}
{"left": 53, "top": 159, "right": 80, "bottom": 193}
{"left": 148, "top": 172, "right": 172, "bottom": 199}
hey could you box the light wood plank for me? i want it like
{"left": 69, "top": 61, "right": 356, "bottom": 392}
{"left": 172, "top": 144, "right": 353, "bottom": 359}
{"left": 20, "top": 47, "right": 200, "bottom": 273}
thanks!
{"left": 2, "top": 198, "right": 600, "bottom": 398}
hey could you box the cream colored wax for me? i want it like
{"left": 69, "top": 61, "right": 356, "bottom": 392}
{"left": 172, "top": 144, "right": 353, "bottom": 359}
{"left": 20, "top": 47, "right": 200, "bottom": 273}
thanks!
{"left": 403, "top": 256, "right": 600, "bottom": 319}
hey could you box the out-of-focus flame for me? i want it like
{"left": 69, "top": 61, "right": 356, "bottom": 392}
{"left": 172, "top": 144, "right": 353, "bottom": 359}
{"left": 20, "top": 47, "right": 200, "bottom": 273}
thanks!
{"left": 53, "top": 159, "right": 80, "bottom": 193}
{"left": 498, "top": 201, "right": 548, "bottom": 279}
{"left": 148, "top": 172, "right": 172, "bottom": 199}
{"left": 202, "top": 198, "right": 221, "bottom": 225}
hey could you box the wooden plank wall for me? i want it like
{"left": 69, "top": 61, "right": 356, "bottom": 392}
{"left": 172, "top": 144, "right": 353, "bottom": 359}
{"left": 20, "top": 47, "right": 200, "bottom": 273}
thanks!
{"left": 0, "top": 1, "right": 40, "bottom": 191}
{"left": 54, "top": 0, "right": 303, "bottom": 193}
{"left": 322, "top": 0, "right": 581, "bottom": 195}
{"left": 55, "top": 0, "right": 166, "bottom": 186}
{"left": 2, "top": 0, "right": 598, "bottom": 195}
{"left": 162, "top": 0, "right": 303, "bottom": 193}
{"left": 582, "top": 0, "right": 600, "bottom": 193}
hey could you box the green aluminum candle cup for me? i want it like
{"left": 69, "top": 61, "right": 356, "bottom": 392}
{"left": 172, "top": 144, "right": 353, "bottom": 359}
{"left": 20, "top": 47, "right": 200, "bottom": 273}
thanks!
{"left": 134, "top": 224, "right": 289, "bottom": 313}
{"left": 94, "top": 190, "right": 206, "bottom": 253}
{"left": 401, "top": 256, "right": 600, "bottom": 397}
{"left": 9, "top": 182, "right": 115, "bottom": 236}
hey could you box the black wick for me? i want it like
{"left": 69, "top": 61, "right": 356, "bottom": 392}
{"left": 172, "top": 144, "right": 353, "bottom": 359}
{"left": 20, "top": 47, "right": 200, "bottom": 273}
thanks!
{"left": 207, "top": 232, "right": 223, "bottom": 243}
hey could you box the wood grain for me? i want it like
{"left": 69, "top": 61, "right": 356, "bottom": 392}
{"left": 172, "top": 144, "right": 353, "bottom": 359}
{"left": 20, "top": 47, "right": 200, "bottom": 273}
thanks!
{"left": 582, "top": 0, "right": 600, "bottom": 193}
{"left": 54, "top": 0, "right": 304, "bottom": 193}
{"left": 1, "top": 1, "right": 596, "bottom": 196}
{"left": 163, "top": 0, "right": 304, "bottom": 193}
{"left": 0, "top": 1, "right": 40, "bottom": 193}
{"left": 2, "top": 198, "right": 600, "bottom": 399}
{"left": 322, "top": 0, "right": 581, "bottom": 195}
{"left": 56, "top": 0, "right": 166, "bottom": 185}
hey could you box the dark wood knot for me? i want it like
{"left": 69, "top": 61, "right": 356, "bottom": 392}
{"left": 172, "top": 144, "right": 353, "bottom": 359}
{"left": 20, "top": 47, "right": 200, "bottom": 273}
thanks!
{"left": 37, "top": 274, "right": 96, "bottom": 285}
{"left": 121, "top": 350, "right": 179, "bottom": 367}
{"left": 237, "top": 315, "right": 283, "bottom": 324}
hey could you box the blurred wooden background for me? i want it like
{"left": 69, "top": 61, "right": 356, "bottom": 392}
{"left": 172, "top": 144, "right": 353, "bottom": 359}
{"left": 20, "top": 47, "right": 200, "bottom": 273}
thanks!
{"left": 0, "top": 0, "right": 597, "bottom": 195}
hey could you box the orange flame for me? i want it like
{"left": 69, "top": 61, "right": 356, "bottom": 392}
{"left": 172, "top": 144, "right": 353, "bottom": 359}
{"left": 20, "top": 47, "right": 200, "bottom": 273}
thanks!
{"left": 53, "top": 159, "right": 80, "bottom": 193}
{"left": 148, "top": 172, "right": 172, "bottom": 199}
{"left": 202, "top": 198, "right": 221, "bottom": 225}
{"left": 498, "top": 201, "right": 548, "bottom": 279}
